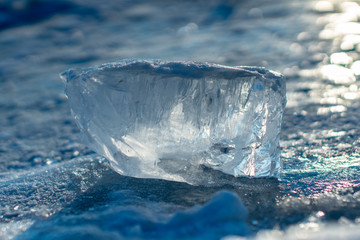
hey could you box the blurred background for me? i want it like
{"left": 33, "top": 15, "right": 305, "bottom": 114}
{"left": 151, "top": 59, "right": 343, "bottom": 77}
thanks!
{"left": 1, "top": 0, "right": 360, "bottom": 239}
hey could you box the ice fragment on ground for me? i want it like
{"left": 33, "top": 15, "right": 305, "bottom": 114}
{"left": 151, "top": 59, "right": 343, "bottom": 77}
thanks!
{"left": 62, "top": 59, "right": 286, "bottom": 184}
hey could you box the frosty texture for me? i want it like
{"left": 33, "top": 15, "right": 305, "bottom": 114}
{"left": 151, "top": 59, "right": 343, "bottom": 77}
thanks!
{"left": 62, "top": 59, "right": 286, "bottom": 184}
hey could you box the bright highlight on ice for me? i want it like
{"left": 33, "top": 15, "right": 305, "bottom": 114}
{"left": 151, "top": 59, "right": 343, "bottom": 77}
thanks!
{"left": 62, "top": 59, "right": 286, "bottom": 184}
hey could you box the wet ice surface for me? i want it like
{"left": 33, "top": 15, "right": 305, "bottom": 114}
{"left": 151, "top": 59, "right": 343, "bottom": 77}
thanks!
{"left": 63, "top": 60, "right": 286, "bottom": 182}
{"left": 1, "top": 0, "right": 360, "bottom": 239}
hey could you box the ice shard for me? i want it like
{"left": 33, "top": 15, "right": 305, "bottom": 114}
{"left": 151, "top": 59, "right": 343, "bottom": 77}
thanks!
{"left": 61, "top": 59, "right": 286, "bottom": 184}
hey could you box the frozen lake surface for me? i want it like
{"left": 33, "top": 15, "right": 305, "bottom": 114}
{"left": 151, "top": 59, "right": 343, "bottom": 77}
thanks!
{"left": 1, "top": 0, "right": 360, "bottom": 239}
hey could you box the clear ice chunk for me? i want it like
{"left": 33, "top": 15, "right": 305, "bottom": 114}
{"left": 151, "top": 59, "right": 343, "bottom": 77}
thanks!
{"left": 61, "top": 59, "right": 286, "bottom": 184}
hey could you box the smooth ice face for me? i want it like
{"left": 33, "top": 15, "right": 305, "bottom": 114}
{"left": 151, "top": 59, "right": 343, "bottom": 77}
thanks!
{"left": 62, "top": 59, "right": 286, "bottom": 184}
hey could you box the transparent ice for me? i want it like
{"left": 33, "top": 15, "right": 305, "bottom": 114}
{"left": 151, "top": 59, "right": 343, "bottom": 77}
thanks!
{"left": 62, "top": 59, "right": 286, "bottom": 184}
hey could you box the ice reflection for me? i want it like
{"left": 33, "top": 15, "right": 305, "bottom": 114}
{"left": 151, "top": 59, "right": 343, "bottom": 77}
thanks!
{"left": 317, "top": 105, "right": 346, "bottom": 114}
{"left": 287, "top": 0, "right": 360, "bottom": 111}
{"left": 351, "top": 60, "right": 360, "bottom": 75}
{"left": 313, "top": 1, "right": 360, "bottom": 111}
{"left": 340, "top": 34, "right": 360, "bottom": 50}
{"left": 330, "top": 52, "right": 352, "bottom": 65}
{"left": 282, "top": 0, "right": 360, "bottom": 198}
{"left": 320, "top": 64, "right": 355, "bottom": 84}
{"left": 314, "top": 1, "right": 334, "bottom": 13}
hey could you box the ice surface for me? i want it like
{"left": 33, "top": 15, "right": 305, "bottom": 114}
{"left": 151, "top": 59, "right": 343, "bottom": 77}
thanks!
{"left": 62, "top": 59, "right": 286, "bottom": 184}
{"left": 254, "top": 219, "right": 360, "bottom": 240}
